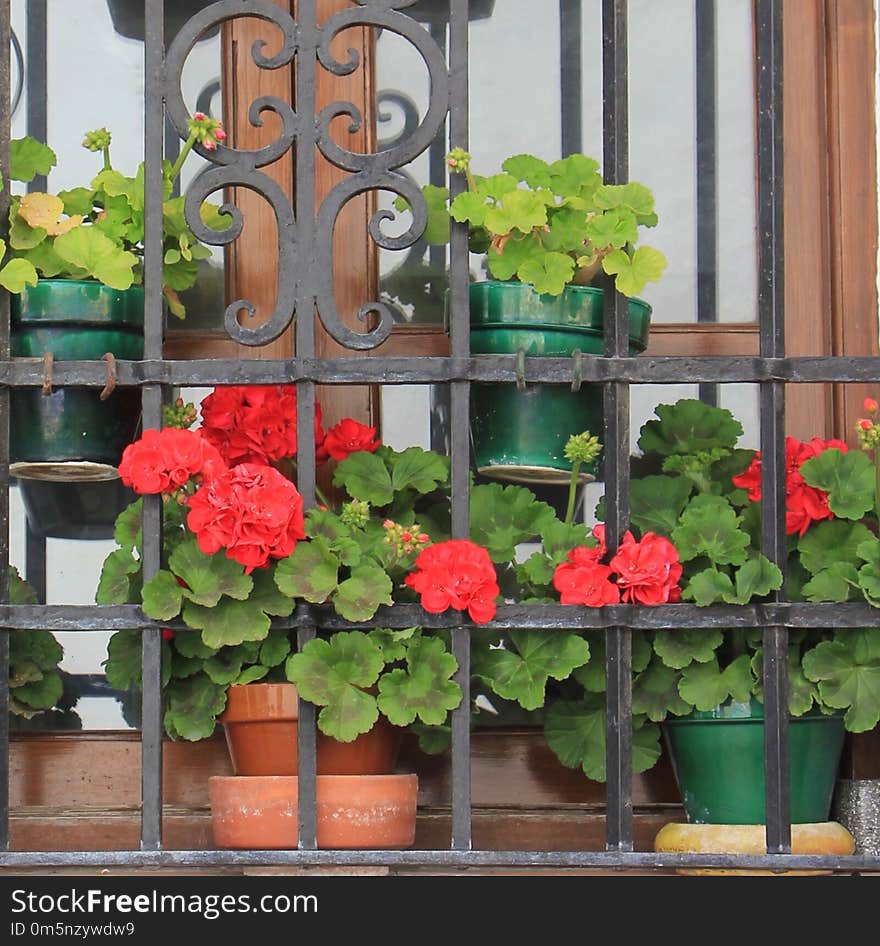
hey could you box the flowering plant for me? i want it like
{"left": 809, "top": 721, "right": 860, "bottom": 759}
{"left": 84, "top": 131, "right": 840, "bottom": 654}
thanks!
{"left": 528, "top": 397, "right": 880, "bottom": 782}
{"left": 0, "top": 114, "right": 227, "bottom": 316}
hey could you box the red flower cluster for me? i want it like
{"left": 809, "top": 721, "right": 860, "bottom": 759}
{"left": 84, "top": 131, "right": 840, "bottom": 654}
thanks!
{"left": 186, "top": 463, "right": 306, "bottom": 572}
{"left": 199, "top": 385, "right": 324, "bottom": 467}
{"left": 553, "top": 526, "right": 682, "bottom": 607}
{"left": 732, "top": 437, "right": 848, "bottom": 536}
{"left": 118, "top": 427, "right": 226, "bottom": 495}
{"left": 320, "top": 418, "right": 381, "bottom": 462}
{"left": 405, "top": 539, "right": 499, "bottom": 623}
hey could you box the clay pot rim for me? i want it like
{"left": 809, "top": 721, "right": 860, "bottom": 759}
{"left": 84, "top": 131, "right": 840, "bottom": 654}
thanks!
{"left": 209, "top": 774, "right": 417, "bottom": 787}
{"left": 219, "top": 682, "right": 299, "bottom": 724}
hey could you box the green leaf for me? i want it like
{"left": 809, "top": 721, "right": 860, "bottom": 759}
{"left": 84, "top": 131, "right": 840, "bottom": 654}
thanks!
{"left": 369, "top": 626, "right": 420, "bottom": 663}
{"left": 377, "top": 637, "right": 461, "bottom": 726}
{"left": 484, "top": 189, "right": 550, "bottom": 236}
{"left": 802, "top": 630, "right": 880, "bottom": 731}
{"left": 417, "top": 184, "right": 451, "bottom": 244}
{"left": 473, "top": 630, "right": 590, "bottom": 710}
{"left": 333, "top": 451, "right": 394, "bottom": 506}
{"left": 259, "top": 630, "right": 292, "bottom": 668}
{"left": 92, "top": 169, "right": 143, "bottom": 210}
{"left": 681, "top": 567, "right": 735, "bottom": 606}
{"left": 629, "top": 475, "right": 693, "bottom": 537}
{"left": 517, "top": 252, "right": 576, "bottom": 295}
{"left": 486, "top": 232, "right": 540, "bottom": 281}
{"left": 164, "top": 673, "right": 226, "bottom": 741}
{"left": 274, "top": 539, "right": 339, "bottom": 603}
{"left": 545, "top": 695, "right": 661, "bottom": 782}
{"left": 584, "top": 206, "right": 639, "bottom": 249}
{"left": 547, "top": 154, "right": 601, "bottom": 196}
{"left": 103, "top": 630, "right": 144, "bottom": 691}
{"left": 0, "top": 257, "right": 39, "bottom": 293}
{"left": 249, "top": 566, "right": 294, "bottom": 617}
{"left": 285, "top": 632, "right": 384, "bottom": 741}
{"left": 797, "top": 520, "right": 874, "bottom": 576}
{"left": 162, "top": 254, "right": 199, "bottom": 292}
{"left": 639, "top": 400, "right": 743, "bottom": 456}
{"left": 470, "top": 483, "right": 556, "bottom": 563}
{"left": 502, "top": 154, "right": 552, "bottom": 188}
{"left": 236, "top": 665, "right": 270, "bottom": 685}
{"left": 541, "top": 206, "right": 589, "bottom": 252}
{"left": 856, "top": 536, "right": 880, "bottom": 604}
{"left": 593, "top": 182, "right": 655, "bottom": 216}
{"left": 678, "top": 655, "right": 753, "bottom": 711}
{"left": 449, "top": 189, "right": 491, "bottom": 227}
{"left": 652, "top": 628, "right": 723, "bottom": 669}
{"left": 800, "top": 448, "right": 875, "bottom": 520}
{"left": 172, "top": 631, "right": 216, "bottom": 660}
{"left": 53, "top": 226, "right": 138, "bottom": 290}
{"left": 9, "top": 210, "right": 47, "bottom": 250}
{"left": 96, "top": 548, "right": 141, "bottom": 605}
{"left": 390, "top": 446, "right": 449, "bottom": 495}
{"left": 203, "top": 649, "right": 248, "bottom": 685}
{"left": 114, "top": 499, "right": 143, "bottom": 551}
{"left": 602, "top": 246, "right": 667, "bottom": 296}
{"left": 572, "top": 630, "right": 652, "bottom": 692}
{"left": 801, "top": 562, "right": 859, "bottom": 602}
{"left": 169, "top": 538, "right": 253, "bottom": 607}
{"left": 751, "top": 646, "right": 818, "bottom": 716}
{"left": 58, "top": 188, "right": 96, "bottom": 216}
{"left": 724, "top": 556, "right": 784, "bottom": 605}
{"left": 141, "top": 570, "right": 184, "bottom": 621}
{"left": 632, "top": 658, "right": 690, "bottom": 721}
{"left": 671, "top": 494, "right": 751, "bottom": 565}
{"left": 540, "top": 519, "right": 593, "bottom": 559}
{"left": 10, "top": 630, "right": 62, "bottom": 675}
{"left": 15, "top": 671, "right": 63, "bottom": 710}
{"left": 19, "top": 239, "right": 66, "bottom": 277}
{"left": 10, "top": 137, "right": 56, "bottom": 182}
{"left": 183, "top": 599, "right": 271, "bottom": 649}
{"left": 412, "top": 724, "right": 452, "bottom": 754}
{"left": 333, "top": 565, "right": 393, "bottom": 622}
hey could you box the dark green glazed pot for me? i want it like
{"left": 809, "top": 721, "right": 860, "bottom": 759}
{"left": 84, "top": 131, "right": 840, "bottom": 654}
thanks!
{"left": 663, "top": 699, "right": 846, "bottom": 825}
{"left": 469, "top": 281, "right": 651, "bottom": 485}
{"left": 10, "top": 280, "right": 144, "bottom": 475}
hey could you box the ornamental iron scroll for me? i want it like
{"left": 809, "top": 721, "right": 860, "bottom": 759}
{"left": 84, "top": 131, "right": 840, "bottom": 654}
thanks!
{"left": 164, "top": 0, "right": 450, "bottom": 349}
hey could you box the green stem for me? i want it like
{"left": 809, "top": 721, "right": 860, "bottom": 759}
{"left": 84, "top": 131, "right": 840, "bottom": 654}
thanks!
{"left": 315, "top": 484, "right": 331, "bottom": 509}
{"left": 168, "top": 131, "right": 198, "bottom": 184}
{"left": 874, "top": 448, "right": 880, "bottom": 526}
{"left": 102, "top": 145, "right": 112, "bottom": 171}
{"left": 564, "top": 461, "right": 582, "bottom": 526}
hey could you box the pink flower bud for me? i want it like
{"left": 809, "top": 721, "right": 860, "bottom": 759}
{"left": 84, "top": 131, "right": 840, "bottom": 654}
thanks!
{"left": 859, "top": 419, "right": 873, "bottom": 430}
{"left": 401, "top": 532, "right": 412, "bottom": 542}
{"left": 864, "top": 397, "right": 878, "bottom": 414}
{"left": 204, "top": 139, "right": 216, "bottom": 151}
{"left": 383, "top": 519, "right": 394, "bottom": 529}
{"left": 193, "top": 112, "right": 206, "bottom": 121}
{"left": 214, "top": 128, "right": 227, "bottom": 141}
{"left": 418, "top": 533, "right": 430, "bottom": 544}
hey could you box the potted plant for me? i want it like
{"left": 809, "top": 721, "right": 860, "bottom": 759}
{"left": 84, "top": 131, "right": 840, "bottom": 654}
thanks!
{"left": 486, "top": 397, "right": 880, "bottom": 851}
{"left": 414, "top": 148, "right": 666, "bottom": 485}
{"left": 1, "top": 115, "right": 227, "bottom": 551}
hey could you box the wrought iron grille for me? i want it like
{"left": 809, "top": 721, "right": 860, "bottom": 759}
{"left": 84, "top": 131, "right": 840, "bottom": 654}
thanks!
{"left": 0, "top": 0, "right": 879, "bottom": 872}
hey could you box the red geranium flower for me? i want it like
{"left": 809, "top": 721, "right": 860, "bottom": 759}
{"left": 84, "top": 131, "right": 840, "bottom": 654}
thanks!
{"left": 553, "top": 546, "right": 620, "bottom": 606}
{"left": 609, "top": 531, "right": 682, "bottom": 605}
{"left": 732, "top": 437, "right": 847, "bottom": 536}
{"left": 321, "top": 418, "right": 381, "bottom": 462}
{"left": 118, "top": 427, "right": 226, "bottom": 495}
{"left": 199, "top": 385, "right": 324, "bottom": 467}
{"left": 405, "top": 539, "right": 499, "bottom": 623}
{"left": 186, "top": 463, "right": 306, "bottom": 573}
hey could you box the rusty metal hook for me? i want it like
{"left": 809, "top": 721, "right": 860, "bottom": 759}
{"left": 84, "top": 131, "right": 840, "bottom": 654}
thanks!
{"left": 100, "top": 352, "right": 118, "bottom": 401}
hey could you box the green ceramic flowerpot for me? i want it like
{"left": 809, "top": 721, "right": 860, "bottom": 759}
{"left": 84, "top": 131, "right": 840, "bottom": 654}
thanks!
{"left": 10, "top": 280, "right": 144, "bottom": 479}
{"left": 468, "top": 281, "right": 651, "bottom": 485}
{"left": 663, "top": 699, "right": 846, "bottom": 825}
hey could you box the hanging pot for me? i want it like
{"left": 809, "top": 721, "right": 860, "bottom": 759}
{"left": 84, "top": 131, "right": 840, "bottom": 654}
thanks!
{"left": 15, "top": 476, "right": 137, "bottom": 540}
{"left": 662, "top": 698, "right": 846, "bottom": 824}
{"left": 10, "top": 280, "right": 144, "bottom": 482}
{"left": 468, "top": 281, "right": 651, "bottom": 486}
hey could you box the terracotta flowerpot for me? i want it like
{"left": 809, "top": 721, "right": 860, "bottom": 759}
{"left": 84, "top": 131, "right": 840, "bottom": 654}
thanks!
{"left": 219, "top": 683, "right": 401, "bottom": 776}
{"left": 209, "top": 774, "right": 418, "bottom": 849}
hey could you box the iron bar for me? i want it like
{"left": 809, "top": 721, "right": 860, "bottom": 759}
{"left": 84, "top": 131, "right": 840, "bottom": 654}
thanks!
{"left": 9, "top": 353, "right": 880, "bottom": 386}
{"left": 140, "top": 0, "right": 166, "bottom": 853}
{"left": 695, "top": 0, "right": 718, "bottom": 406}
{"left": 0, "top": 0, "right": 12, "bottom": 855}
{"left": 0, "top": 848, "right": 877, "bottom": 871}
{"left": 602, "top": 0, "right": 633, "bottom": 853}
{"left": 23, "top": 521, "right": 46, "bottom": 604}
{"left": 449, "top": 0, "right": 471, "bottom": 853}
{"left": 24, "top": 0, "right": 47, "bottom": 192}
{"left": 560, "top": 0, "right": 583, "bottom": 157}
{"left": 757, "top": 0, "right": 789, "bottom": 854}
